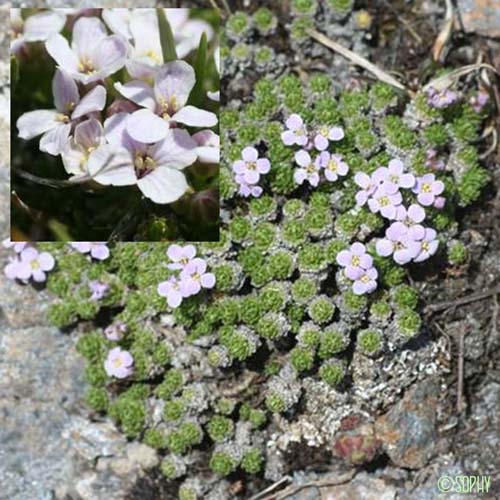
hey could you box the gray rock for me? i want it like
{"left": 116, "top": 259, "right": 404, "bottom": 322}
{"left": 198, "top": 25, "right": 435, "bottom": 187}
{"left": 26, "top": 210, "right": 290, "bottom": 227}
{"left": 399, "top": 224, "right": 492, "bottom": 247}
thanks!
{"left": 376, "top": 381, "right": 439, "bottom": 469}
{"left": 63, "top": 417, "right": 128, "bottom": 462}
{"left": 126, "top": 442, "right": 159, "bottom": 470}
{"left": 457, "top": 0, "right": 500, "bottom": 38}
{"left": 316, "top": 472, "right": 396, "bottom": 500}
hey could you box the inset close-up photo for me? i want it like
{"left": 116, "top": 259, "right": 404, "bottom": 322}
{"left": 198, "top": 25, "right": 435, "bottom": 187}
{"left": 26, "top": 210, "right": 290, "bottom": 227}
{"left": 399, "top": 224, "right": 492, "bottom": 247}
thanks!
{"left": 1, "top": 1, "right": 500, "bottom": 500}
{"left": 11, "top": 7, "right": 220, "bottom": 241}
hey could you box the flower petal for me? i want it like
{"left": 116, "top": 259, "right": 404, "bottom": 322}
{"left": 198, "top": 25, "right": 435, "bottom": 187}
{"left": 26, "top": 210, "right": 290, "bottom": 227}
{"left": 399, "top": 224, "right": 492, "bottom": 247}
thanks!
{"left": 71, "top": 85, "right": 106, "bottom": 119}
{"left": 17, "top": 110, "right": 59, "bottom": 140}
{"left": 201, "top": 273, "right": 216, "bottom": 288}
{"left": 154, "top": 60, "right": 195, "bottom": 110}
{"left": 45, "top": 34, "right": 79, "bottom": 73}
{"left": 87, "top": 144, "right": 136, "bottom": 186}
{"left": 102, "top": 8, "right": 132, "bottom": 39}
{"left": 74, "top": 118, "right": 104, "bottom": 149}
{"left": 130, "top": 8, "right": 162, "bottom": 61}
{"left": 196, "top": 146, "right": 219, "bottom": 164}
{"left": 149, "top": 128, "right": 198, "bottom": 169}
{"left": 242, "top": 147, "right": 258, "bottom": 162}
{"left": 92, "top": 35, "right": 128, "bottom": 77}
{"left": 72, "top": 16, "right": 107, "bottom": 60}
{"left": 172, "top": 106, "right": 218, "bottom": 128}
{"left": 39, "top": 123, "right": 71, "bottom": 156}
{"left": 137, "top": 167, "right": 188, "bottom": 204}
{"left": 126, "top": 109, "right": 170, "bottom": 143}
{"left": 24, "top": 11, "right": 67, "bottom": 42}
{"left": 52, "top": 69, "right": 79, "bottom": 114}
{"left": 114, "top": 80, "right": 156, "bottom": 111}
{"left": 38, "top": 252, "right": 55, "bottom": 271}
{"left": 286, "top": 114, "right": 303, "bottom": 130}
{"left": 294, "top": 149, "right": 310, "bottom": 167}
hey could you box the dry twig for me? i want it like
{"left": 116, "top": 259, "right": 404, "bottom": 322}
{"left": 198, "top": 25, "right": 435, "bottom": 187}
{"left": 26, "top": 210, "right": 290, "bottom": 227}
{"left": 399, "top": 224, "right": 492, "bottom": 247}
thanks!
{"left": 262, "top": 470, "right": 356, "bottom": 500}
{"left": 432, "top": 0, "right": 454, "bottom": 63}
{"left": 248, "top": 477, "right": 291, "bottom": 500}
{"left": 425, "top": 284, "right": 500, "bottom": 314}
{"left": 423, "top": 63, "right": 498, "bottom": 91}
{"left": 307, "top": 28, "right": 408, "bottom": 92}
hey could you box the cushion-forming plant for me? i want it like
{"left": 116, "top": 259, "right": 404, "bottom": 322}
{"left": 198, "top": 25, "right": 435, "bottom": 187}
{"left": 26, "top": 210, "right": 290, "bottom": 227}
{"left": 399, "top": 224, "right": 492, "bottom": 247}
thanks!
{"left": 5, "top": 9, "right": 493, "bottom": 498}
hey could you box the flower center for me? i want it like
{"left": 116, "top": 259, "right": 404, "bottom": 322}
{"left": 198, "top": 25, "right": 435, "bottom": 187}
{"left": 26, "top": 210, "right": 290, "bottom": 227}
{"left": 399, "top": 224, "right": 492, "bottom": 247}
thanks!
{"left": 247, "top": 161, "right": 257, "bottom": 170}
{"left": 422, "top": 241, "right": 430, "bottom": 251}
{"left": 159, "top": 95, "right": 179, "bottom": 119}
{"left": 55, "top": 113, "right": 70, "bottom": 123}
{"left": 79, "top": 59, "right": 95, "bottom": 74}
{"left": 134, "top": 154, "right": 156, "bottom": 178}
{"left": 421, "top": 182, "right": 432, "bottom": 193}
{"left": 361, "top": 274, "right": 370, "bottom": 283}
{"left": 306, "top": 163, "right": 316, "bottom": 174}
{"left": 379, "top": 196, "right": 390, "bottom": 207}
{"left": 30, "top": 260, "right": 40, "bottom": 270}
{"left": 389, "top": 174, "right": 399, "bottom": 183}
{"left": 145, "top": 49, "right": 162, "bottom": 64}
{"left": 295, "top": 127, "right": 306, "bottom": 136}
{"left": 80, "top": 146, "right": 97, "bottom": 168}
{"left": 113, "top": 358, "right": 123, "bottom": 368}
{"left": 328, "top": 159, "right": 338, "bottom": 172}
{"left": 351, "top": 255, "right": 360, "bottom": 266}
{"left": 320, "top": 126, "right": 329, "bottom": 137}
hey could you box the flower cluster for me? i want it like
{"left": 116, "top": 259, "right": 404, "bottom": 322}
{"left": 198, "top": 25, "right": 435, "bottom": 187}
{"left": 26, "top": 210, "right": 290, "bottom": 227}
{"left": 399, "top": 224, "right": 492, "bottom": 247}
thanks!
{"left": 157, "top": 244, "right": 216, "bottom": 308}
{"left": 336, "top": 243, "right": 378, "bottom": 295}
{"left": 104, "top": 346, "right": 134, "bottom": 378}
{"left": 231, "top": 147, "right": 271, "bottom": 197}
{"left": 425, "top": 86, "right": 458, "bottom": 109}
{"left": 3, "top": 240, "right": 55, "bottom": 283}
{"left": 280, "top": 114, "right": 348, "bottom": 186}
{"left": 14, "top": 9, "right": 219, "bottom": 205}
{"left": 70, "top": 242, "right": 110, "bottom": 260}
{"left": 354, "top": 159, "right": 443, "bottom": 265}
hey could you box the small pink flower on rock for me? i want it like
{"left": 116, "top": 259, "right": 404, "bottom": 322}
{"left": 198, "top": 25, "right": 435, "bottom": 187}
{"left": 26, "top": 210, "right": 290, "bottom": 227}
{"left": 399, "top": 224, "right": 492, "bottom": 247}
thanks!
{"left": 414, "top": 228, "right": 439, "bottom": 263}
{"left": 89, "top": 280, "right": 109, "bottom": 301}
{"left": 104, "top": 347, "right": 134, "bottom": 378}
{"left": 376, "top": 224, "right": 421, "bottom": 265}
{"left": 336, "top": 242, "right": 373, "bottom": 280}
{"left": 232, "top": 147, "right": 270, "bottom": 184}
{"left": 316, "top": 152, "right": 349, "bottom": 182}
{"left": 158, "top": 276, "right": 184, "bottom": 308}
{"left": 313, "top": 125, "right": 344, "bottom": 151}
{"left": 352, "top": 267, "right": 378, "bottom": 295}
{"left": 16, "top": 247, "right": 55, "bottom": 282}
{"left": 180, "top": 258, "right": 216, "bottom": 297}
{"left": 167, "top": 244, "right": 196, "bottom": 270}
{"left": 375, "top": 159, "right": 415, "bottom": 194}
{"left": 104, "top": 322, "right": 128, "bottom": 341}
{"left": 354, "top": 172, "right": 379, "bottom": 206}
{"left": 394, "top": 204, "right": 426, "bottom": 240}
{"left": 236, "top": 175, "right": 263, "bottom": 198}
{"left": 70, "top": 242, "right": 110, "bottom": 260}
{"left": 281, "top": 114, "right": 308, "bottom": 147}
{"left": 368, "top": 186, "right": 402, "bottom": 220}
{"left": 294, "top": 150, "right": 320, "bottom": 187}
{"left": 413, "top": 173, "right": 445, "bottom": 206}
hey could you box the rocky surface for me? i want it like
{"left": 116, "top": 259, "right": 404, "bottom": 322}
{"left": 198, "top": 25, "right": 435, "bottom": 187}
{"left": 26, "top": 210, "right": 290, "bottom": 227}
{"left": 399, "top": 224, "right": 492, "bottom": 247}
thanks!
{"left": 457, "top": 0, "right": 500, "bottom": 38}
